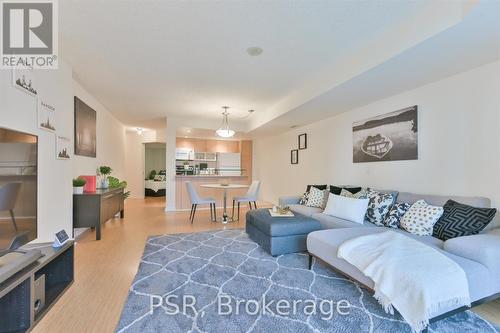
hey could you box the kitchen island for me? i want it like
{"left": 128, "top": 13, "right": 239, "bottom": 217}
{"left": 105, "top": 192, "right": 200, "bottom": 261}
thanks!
{"left": 175, "top": 175, "right": 250, "bottom": 210}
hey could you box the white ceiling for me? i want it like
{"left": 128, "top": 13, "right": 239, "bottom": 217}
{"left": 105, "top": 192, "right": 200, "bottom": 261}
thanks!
{"left": 59, "top": 0, "right": 499, "bottom": 134}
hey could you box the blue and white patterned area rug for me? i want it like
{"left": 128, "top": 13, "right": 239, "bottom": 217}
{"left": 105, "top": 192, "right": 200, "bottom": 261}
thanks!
{"left": 116, "top": 229, "right": 499, "bottom": 333}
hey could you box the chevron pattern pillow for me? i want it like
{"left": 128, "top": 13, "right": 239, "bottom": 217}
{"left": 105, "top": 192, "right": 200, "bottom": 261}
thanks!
{"left": 433, "top": 200, "right": 497, "bottom": 241}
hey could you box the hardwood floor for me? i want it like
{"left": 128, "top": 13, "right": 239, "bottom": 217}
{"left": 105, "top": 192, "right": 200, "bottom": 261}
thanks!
{"left": 33, "top": 197, "right": 263, "bottom": 333}
{"left": 32, "top": 197, "right": 500, "bottom": 333}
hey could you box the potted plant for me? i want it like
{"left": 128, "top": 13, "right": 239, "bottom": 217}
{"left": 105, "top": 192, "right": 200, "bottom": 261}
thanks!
{"left": 73, "top": 177, "right": 87, "bottom": 194}
{"left": 98, "top": 166, "right": 112, "bottom": 188}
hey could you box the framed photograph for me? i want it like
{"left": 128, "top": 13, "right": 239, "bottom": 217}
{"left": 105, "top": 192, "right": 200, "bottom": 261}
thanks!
{"left": 56, "top": 135, "right": 71, "bottom": 160}
{"left": 353, "top": 105, "right": 418, "bottom": 163}
{"left": 38, "top": 98, "right": 56, "bottom": 132}
{"left": 291, "top": 149, "right": 299, "bottom": 164}
{"left": 298, "top": 133, "right": 307, "bottom": 150}
{"left": 74, "top": 96, "right": 97, "bottom": 157}
{"left": 12, "top": 66, "right": 37, "bottom": 96}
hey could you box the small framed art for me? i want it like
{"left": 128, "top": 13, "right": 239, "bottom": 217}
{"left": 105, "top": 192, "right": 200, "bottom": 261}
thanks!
{"left": 291, "top": 149, "right": 298, "bottom": 164}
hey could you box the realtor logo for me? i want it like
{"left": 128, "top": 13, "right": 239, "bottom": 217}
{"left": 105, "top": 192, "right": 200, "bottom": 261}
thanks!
{"left": 1, "top": 0, "right": 58, "bottom": 69}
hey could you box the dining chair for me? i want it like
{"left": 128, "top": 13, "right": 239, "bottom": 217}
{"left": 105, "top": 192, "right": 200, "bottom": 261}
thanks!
{"left": 232, "top": 180, "right": 261, "bottom": 221}
{"left": 185, "top": 181, "right": 217, "bottom": 224}
{"left": 0, "top": 182, "right": 22, "bottom": 231}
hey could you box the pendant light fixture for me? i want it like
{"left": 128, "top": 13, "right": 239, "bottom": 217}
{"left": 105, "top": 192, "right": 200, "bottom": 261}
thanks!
{"left": 216, "top": 106, "right": 235, "bottom": 138}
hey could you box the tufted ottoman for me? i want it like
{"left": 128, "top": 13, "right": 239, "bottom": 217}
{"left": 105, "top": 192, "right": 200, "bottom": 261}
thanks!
{"left": 245, "top": 209, "right": 322, "bottom": 256}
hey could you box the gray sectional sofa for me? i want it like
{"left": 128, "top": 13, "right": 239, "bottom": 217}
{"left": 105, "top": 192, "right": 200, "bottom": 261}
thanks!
{"left": 279, "top": 190, "right": 500, "bottom": 320}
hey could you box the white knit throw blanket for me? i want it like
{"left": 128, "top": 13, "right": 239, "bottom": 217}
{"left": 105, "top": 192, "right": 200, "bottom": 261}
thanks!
{"left": 337, "top": 231, "right": 471, "bottom": 333}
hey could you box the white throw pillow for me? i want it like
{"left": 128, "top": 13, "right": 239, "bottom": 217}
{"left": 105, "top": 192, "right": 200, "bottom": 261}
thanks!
{"left": 323, "top": 193, "right": 369, "bottom": 224}
{"left": 400, "top": 200, "right": 444, "bottom": 236}
{"left": 305, "top": 186, "right": 327, "bottom": 208}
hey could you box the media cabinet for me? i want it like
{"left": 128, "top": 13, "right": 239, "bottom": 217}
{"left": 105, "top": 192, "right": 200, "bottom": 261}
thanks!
{"left": 0, "top": 241, "right": 74, "bottom": 333}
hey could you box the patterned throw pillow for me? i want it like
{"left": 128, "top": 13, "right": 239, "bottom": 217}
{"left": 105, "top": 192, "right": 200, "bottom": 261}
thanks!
{"left": 383, "top": 202, "right": 411, "bottom": 228}
{"left": 340, "top": 188, "right": 368, "bottom": 199}
{"left": 400, "top": 200, "right": 444, "bottom": 236}
{"left": 432, "top": 200, "right": 497, "bottom": 241}
{"left": 306, "top": 186, "right": 327, "bottom": 208}
{"left": 364, "top": 190, "right": 396, "bottom": 226}
{"left": 299, "top": 191, "right": 309, "bottom": 205}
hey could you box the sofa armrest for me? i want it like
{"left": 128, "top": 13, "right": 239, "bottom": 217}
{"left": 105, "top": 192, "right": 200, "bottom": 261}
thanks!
{"left": 444, "top": 233, "right": 500, "bottom": 275}
{"left": 279, "top": 195, "right": 302, "bottom": 206}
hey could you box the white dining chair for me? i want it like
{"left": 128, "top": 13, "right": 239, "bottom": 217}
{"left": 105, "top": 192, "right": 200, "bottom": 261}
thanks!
{"left": 231, "top": 180, "right": 261, "bottom": 221}
{"left": 185, "top": 181, "right": 217, "bottom": 224}
{"left": 0, "top": 182, "right": 22, "bottom": 231}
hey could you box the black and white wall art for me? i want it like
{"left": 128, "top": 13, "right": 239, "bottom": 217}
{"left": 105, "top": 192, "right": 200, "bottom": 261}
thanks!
{"left": 38, "top": 98, "right": 56, "bottom": 132}
{"left": 56, "top": 135, "right": 71, "bottom": 160}
{"left": 298, "top": 133, "right": 307, "bottom": 150}
{"left": 12, "top": 67, "right": 37, "bottom": 96}
{"left": 353, "top": 106, "right": 418, "bottom": 163}
{"left": 74, "top": 96, "right": 97, "bottom": 157}
{"left": 291, "top": 149, "right": 299, "bottom": 164}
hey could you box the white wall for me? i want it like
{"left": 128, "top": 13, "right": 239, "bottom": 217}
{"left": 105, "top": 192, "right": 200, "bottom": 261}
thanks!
{"left": 72, "top": 80, "right": 127, "bottom": 180}
{"left": 254, "top": 61, "right": 500, "bottom": 218}
{"left": 125, "top": 131, "right": 145, "bottom": 199}
{"left": 0, "top": 63, "right": 128, "bottom": 243}
{"left": 0, "top": 62, "right": 74, "bottom": 242}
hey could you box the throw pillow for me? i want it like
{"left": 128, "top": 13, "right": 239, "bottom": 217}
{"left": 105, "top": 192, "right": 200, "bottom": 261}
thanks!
{"left": 330, "top": 185, "right": 362, "bottom": 195}
{"left": 400, "top": 200, "right": 444, "bottom": 236}
{"left": 305, "top": 186, "right": 327, "bottom": 208}
{"left": 323, "top": 193, "right": 369, "bottom": 224}
{"left": 306, "top": 184, "right": 328, "bottom": 191}
{"left": 299, "top": 191, "right": 309, "bottom": 205}
{"left": 364, "top": 190, "right": 397, "bottom": 226}
{"left": 432, "top": 200, "right": 497, "bottom": 241}
{"left": 383, "top": 202, "right": 411, "bottom": 229}
{"left": 340, "top": 188, "right": 368, "bottom": 199}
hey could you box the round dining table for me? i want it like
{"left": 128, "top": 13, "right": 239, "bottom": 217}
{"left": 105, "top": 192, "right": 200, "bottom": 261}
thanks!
{"left": 200, "top": 183, "right": 249, "bottom": 223}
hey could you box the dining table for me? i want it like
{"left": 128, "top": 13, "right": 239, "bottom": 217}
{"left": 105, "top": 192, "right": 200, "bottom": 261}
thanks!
{"left": 199, "top": 183, "right": 249, "bottom": 223}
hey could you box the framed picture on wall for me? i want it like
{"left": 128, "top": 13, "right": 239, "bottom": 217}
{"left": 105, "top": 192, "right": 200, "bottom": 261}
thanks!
{"left": 38, "top": 97, "right": 56, "bottom": 132}
{"left": 298, "top": 133, "right": 307, "bottom": 150}
{"left": 74, "top": 96, "right": 97, "bottom": 157}
{"left": 56, "top": 135, "right": 71, "bottom": 160}
{"left": 12, "top": 66, "right": 37, "bottom": 96}
{"left": 352, "top": 105, "right": 418, "bottom": 163}
{"left": 291, "top": 149, "right": 298, "bottom": 164}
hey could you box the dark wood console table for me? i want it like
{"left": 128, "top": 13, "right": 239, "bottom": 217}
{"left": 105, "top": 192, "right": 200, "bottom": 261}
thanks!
{"left": 73, "top": 187, "right": 125, "bottom": 240}
{"left": 0, "top": 241, "right": 74, "bottom": 333}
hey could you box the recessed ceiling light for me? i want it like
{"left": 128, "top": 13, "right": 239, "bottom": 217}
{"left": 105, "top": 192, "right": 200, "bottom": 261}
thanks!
{"left": 248, "top": 109, "right": 255, "bottom": 113}
{"left": 290, "top": 125, "right": 298, "bottom": 129}
{"left": 185, "top": 128, "right": 191, "bottom": 133}
{"left": 246, "top": 47, "right": 263, "bottom": 56}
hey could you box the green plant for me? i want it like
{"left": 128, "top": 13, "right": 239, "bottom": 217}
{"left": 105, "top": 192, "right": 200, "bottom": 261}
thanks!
{"left": 99, "top": 166, "right": 112, "bottom": 175}
{"left": 108, "top": 176, "right": 130, "bottom": 199}
{"left": 73, "top": 177, "right": 87, "bottom": 187}
{"left": 148, "top": 170, "right": 157, "bottom": 180}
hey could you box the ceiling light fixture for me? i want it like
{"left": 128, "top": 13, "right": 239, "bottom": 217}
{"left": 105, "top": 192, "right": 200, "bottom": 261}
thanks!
{"left": 216, "top": 106, "right": 235, "bottom": 138}
{"left": 136, "top": 127, "right": 144, "bottom": 135}
{"left": 246, "top": 46, "right": 263, "bottom": 56}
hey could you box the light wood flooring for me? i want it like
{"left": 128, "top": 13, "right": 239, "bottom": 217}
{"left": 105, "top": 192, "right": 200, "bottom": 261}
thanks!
{"left": 32, "top": 197, "right": 500, "bottom": 333}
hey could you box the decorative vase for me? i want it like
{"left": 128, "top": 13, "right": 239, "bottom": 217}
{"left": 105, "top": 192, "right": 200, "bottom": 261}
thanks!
{"left": 73, "top": 186, "right": 84, "bottom": 194}
{"left": 101, "top": 178, "right": 109, "bottom": 189}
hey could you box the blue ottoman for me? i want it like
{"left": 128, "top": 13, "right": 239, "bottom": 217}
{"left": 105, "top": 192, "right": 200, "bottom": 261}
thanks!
{"left": 246, "top": 209, "right": 322, "bottom": 256}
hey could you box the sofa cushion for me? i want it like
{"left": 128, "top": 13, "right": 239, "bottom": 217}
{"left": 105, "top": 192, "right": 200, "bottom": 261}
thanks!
{"left": 311, "top": 212, "right": 373, "bottom": 229}
{"left": 307, "top": 228, "right": 494, "bottom": 308}
{"left": 432, "top": 200, "right": 497, "bottom": 241}
{"left": 289, "top": 204, "right": 323, "bottom": 217}
{"left": 396, "top": 192, "right": 490, "bottom": 208}
{"left": 400, "top": 200, "right": 444, "bottom": 236}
